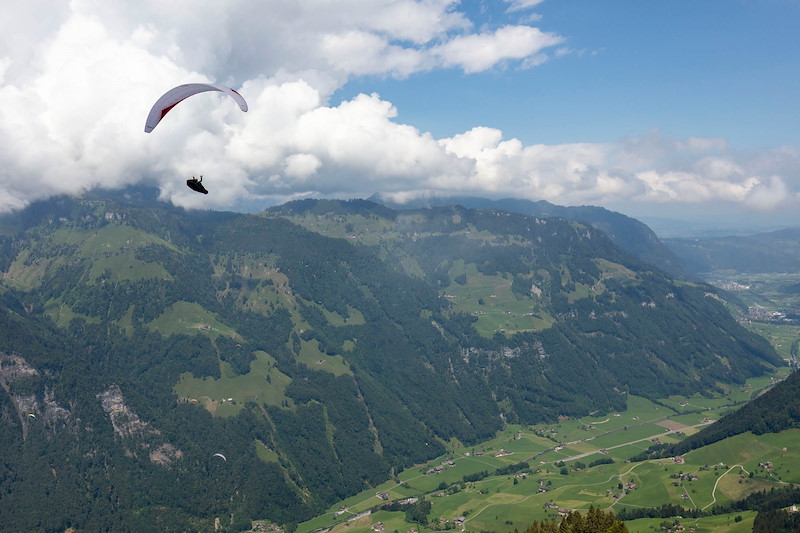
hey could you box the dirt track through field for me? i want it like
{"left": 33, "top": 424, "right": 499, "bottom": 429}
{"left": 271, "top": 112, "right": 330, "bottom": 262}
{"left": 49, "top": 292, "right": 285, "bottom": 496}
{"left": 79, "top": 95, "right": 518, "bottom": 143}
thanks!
{"left": 655, "top": 420, "right": 692, "bottom": 431}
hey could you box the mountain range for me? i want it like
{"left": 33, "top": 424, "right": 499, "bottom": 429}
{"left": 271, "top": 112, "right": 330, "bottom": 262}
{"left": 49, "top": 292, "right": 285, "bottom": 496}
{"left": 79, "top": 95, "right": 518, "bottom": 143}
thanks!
{"left": 0, "top": 192, "right": 784, "bottom": 531}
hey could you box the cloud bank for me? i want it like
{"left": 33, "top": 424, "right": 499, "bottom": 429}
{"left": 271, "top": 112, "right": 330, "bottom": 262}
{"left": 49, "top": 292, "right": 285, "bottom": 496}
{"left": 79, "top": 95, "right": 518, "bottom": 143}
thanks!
{"left": 0, "top": 0, "right": 797, "bottom": 214}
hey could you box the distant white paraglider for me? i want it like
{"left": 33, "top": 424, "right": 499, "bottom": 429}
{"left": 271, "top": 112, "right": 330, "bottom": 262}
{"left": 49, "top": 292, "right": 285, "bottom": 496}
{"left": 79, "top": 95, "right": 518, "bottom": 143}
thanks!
{"left": 212, "top": 453, "right": 227, "bottom": 462}
{"left": 144, "top": 83, "right": 248, "bottom": 133}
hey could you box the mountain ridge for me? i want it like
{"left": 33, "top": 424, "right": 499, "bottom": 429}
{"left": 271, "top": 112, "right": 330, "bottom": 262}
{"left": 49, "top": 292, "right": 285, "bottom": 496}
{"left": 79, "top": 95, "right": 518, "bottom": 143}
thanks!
{"left": 0, "top": 193, "right": 782, "bottom": 531}
{"left": 368, "top": 194, "right": 687, "bottom": 278}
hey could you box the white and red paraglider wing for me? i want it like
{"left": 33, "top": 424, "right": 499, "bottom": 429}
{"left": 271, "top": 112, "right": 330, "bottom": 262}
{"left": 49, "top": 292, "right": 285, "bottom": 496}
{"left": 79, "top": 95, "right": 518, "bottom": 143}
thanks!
{"left": 144, "top": 83, "right": 248, "bottom": 133}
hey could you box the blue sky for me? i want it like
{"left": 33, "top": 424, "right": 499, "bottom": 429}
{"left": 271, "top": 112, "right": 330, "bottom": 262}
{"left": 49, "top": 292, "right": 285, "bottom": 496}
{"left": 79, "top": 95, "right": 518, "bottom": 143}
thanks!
{"left": 0, "top": 0, "right": 798, "bottom": 232}
{"left": 338, "top": 0, "right": 800, "bottom": 149}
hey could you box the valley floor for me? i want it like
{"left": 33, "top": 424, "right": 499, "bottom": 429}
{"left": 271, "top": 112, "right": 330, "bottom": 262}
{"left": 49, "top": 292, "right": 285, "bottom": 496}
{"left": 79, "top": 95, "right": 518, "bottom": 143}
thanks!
{"left": 293, "top": 366, "right": 796, "bottom": 533}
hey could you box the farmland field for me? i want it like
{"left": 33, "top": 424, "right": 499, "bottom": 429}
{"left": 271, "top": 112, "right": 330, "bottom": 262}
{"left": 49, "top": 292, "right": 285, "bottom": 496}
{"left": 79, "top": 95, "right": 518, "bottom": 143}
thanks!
{"left": 296, "top": 425, "right": 798, "bottom": 533}
{"left": 295, "top": 367, "right": 797, "bottom": 533}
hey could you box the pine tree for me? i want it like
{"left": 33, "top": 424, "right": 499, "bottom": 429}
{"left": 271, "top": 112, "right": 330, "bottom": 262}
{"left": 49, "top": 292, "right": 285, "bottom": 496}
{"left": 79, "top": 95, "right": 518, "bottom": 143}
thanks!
{"left": 521, "top": 506, "right": 629, "bottom": 533}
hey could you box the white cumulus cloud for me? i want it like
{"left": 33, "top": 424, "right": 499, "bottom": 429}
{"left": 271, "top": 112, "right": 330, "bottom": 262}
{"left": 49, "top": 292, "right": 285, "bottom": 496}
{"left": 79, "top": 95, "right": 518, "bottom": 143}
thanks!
{"left": 433, "top": 25, "right": 564, "bottom": 73}
{"left": 0, "top": 0, "right": 797, "bottom": 217}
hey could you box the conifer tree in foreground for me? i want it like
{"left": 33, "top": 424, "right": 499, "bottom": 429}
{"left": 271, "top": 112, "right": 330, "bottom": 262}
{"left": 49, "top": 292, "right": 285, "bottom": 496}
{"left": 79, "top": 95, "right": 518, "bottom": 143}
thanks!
{"left": 513, "top": 506, "right": 629, "bottom": 533}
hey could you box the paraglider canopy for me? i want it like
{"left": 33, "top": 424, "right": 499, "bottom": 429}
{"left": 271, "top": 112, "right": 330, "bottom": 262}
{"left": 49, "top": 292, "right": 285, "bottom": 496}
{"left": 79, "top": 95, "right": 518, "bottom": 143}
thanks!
{"left": 187, "top": 176, "right": 208, "bottom": 194}
{"left": 144, "top": 83, "right": 248, "bottom": 133}
{"left": 212, "top": 453, "right": 227, "bottom": 462}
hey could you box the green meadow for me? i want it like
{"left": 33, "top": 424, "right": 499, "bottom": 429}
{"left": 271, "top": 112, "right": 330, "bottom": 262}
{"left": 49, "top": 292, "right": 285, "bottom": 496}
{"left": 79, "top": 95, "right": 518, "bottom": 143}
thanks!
{"left": 42, "top": 301, "right": 100, "bottom": 328}
{"left": 444, "top": 261, "right": 555, "bottom": 337}
{"left": 295, "top": 338, "right": 352, "bottom": 376}
{"left": 65, "top": 225, "right": 175, "bottom": 283}
{"left": 624, "top": 511, "right": 757, "bottom": 533}
{"left": 2, "top": 223, "right": 176, "bottom": 290}
{"left": 149, "top": 301, "right": 242, "bottom": 339}
{"left": 174, "top": 350, "right": 292, "bottom": 417}
{"left": 255, "top": 440, "right": 280, "bottom": 464}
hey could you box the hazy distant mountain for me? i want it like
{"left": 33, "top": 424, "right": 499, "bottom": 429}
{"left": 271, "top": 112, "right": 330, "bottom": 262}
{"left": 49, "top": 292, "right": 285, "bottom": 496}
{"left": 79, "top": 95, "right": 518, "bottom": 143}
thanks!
{"left": 663, "top": 227, "right": 800, "bottom": 274}
{"left": 0, "top": 194, "right": 780, "bottom": 530}
{"left": 370, "top": 195, "right": 688, "bottom": 278}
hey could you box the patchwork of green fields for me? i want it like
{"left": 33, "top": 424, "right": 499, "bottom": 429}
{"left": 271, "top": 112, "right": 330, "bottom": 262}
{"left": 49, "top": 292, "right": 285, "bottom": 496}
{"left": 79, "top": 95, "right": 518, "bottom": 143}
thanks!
{"left": 748, "top": 322, "right": 800, "bottom": 362}
{"left": 296, "top": 371, "right": 798, "bottom": 533}
{"left": 299, "top": 426, "right": 797, "bottom": 533}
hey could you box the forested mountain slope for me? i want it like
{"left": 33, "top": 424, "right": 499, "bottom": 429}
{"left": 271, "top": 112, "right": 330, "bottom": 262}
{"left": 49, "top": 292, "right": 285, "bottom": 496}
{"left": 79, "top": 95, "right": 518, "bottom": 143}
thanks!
{"left": 267, "top": 198, "right": 778, "bottom": 402}
{"left": 370, "top": 195, "right": 687, "bottom": 278}
{"left": 0, "top": 194, "right": 781, "bottom": 531}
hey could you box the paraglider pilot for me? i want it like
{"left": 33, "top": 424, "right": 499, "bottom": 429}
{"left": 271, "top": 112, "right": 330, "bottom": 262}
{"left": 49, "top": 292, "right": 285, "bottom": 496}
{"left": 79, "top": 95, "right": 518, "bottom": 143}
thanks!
{"left": 187, "top": 175, "right": 208, "bottom": 194}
